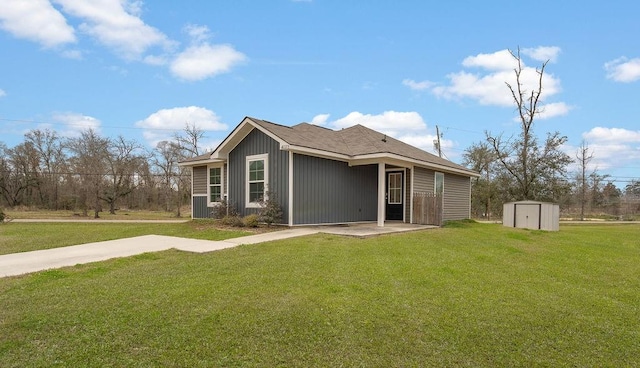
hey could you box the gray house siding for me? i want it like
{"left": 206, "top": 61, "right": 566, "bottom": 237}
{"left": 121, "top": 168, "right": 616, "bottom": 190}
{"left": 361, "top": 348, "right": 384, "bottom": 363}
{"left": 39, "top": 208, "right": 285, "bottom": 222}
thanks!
{"left": 193, "top": 166, "right": 207, "bottom": 194}
{"left": 443, "top": 173, "right": 471, "bottom": 220}
{"left": 191, "top": 164, "right": 228, "bottom": 219}
{"left": 414, "top": 167, "right": 435, "bottom": 193}
{"left": 228, "top": 129, "right": 289, "bottom": 222}
{"left": 293, "top": 154, "right": 377, "bottom": 225}
{"left": 193, "top": 196, "right": 210, "bottom": 218}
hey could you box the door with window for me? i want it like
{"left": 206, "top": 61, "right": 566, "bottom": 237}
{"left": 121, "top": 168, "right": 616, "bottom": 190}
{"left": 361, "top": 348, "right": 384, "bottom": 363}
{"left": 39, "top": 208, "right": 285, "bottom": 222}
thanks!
{"left": 386, "top": 171, "right": 404, "bottom": 221}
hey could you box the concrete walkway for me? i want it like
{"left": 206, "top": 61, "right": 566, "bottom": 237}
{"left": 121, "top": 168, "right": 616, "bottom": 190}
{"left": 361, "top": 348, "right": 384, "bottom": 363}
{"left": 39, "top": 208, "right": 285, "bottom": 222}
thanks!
{"left": 0, "top": 223, "right": 435, "bottom": 278}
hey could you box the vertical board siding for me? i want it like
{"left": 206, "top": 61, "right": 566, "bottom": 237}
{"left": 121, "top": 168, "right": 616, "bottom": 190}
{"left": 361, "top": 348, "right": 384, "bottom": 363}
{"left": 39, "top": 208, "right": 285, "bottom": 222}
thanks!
{"left": 192, "top": 166, "right": 207, "bottom": 195}
{"left": 443, "top": 173, "right": 471, "bottom": 220}
{"left": 192, "top": 196, "right": 210, "bottom": 218}
{"left": 228, "top": 129, "right": 289, "bottom": 222}
{"left": 293, "top": 154, "right": 377, "bottom": 225}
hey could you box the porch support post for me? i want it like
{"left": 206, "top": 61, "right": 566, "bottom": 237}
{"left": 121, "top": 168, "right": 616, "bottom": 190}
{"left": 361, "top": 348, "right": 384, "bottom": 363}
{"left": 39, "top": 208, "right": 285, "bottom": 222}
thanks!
{"left": 288, "top": 151, "right": 294, "bottom": 226}
{"left": 377, "top": 162, "right": 385, "bottom": 227}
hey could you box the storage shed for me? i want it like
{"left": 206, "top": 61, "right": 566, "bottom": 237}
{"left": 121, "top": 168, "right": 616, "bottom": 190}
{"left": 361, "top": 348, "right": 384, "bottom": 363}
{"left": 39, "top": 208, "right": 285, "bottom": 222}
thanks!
{"left": 503, "top": 201, "right": 559, "bottom": 231}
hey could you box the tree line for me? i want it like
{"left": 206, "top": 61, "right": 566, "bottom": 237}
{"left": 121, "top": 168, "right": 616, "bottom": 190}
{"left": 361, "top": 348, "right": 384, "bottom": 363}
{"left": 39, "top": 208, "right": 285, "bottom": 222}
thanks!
{"left": 462, "top": 48, "right": 640, "bottom": 220}
{"left": 0, "top": 125, "right": 204, "bottom": 218}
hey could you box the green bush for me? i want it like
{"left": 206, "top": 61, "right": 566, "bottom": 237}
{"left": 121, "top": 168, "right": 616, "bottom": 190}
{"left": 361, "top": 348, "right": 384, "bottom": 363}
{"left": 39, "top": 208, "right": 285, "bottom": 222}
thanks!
{"left": 243, "top": 214, "right": 259, "bottom": 228}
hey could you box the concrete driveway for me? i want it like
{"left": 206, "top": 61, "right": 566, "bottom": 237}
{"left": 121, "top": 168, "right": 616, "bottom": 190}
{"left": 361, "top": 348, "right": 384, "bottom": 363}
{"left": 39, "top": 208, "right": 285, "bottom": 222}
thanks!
{"left": 0, "top": 223, "right": 435, "bottom": 278}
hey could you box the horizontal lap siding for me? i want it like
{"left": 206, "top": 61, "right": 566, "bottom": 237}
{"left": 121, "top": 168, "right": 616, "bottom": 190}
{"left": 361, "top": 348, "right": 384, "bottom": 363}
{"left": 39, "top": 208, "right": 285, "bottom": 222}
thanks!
{"left": 293, "top": 154, "right": 377, "bottom": 225}
{"left": 443, "top": 173, "right": 471, "bottom": 220}
{"left": 414, "top": 167, "right": 434, "bottom": 193}
{"left": 192, "top": 166, "right": 207, "bottom": 195}
{"left": 228, "top": 129, "right": 288, "bottom": 222}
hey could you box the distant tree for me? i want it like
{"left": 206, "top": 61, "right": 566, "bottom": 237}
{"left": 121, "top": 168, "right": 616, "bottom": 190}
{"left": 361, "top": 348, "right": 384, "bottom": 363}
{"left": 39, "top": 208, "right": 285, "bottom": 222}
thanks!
{"left": 66, "top": 129, "right": 110, "bottom": 218}
{"left": 24, "top": 129, "right": 66, "bottom": 209}
{"left": 173, "top": 122, "right": 205, "bottom": 157}
{"left": 486, "top": 47, "right": 572, "bottom": 202}
{"left": 625, "top": 180, "right": 640, "bottom": 197}
{"left": 576, "top": 141, "right": 595, "bottom": 220}
{"left": 462, "top": 141, "right": 498, "bottom": 219}
{"left": 151, "top": 141, "right": 183, "bottom": 214}
{"left": 0, "top": 142, "right": 39, "bottom": 207}
{"left": 101, "top": 136, "right": 145, "bottom": 215}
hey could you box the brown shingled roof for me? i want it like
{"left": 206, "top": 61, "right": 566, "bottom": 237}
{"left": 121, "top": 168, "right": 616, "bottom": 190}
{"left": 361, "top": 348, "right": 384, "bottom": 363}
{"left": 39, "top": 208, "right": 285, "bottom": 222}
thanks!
{"left": 248, "top": 117, "right": 474, "bottom": 175}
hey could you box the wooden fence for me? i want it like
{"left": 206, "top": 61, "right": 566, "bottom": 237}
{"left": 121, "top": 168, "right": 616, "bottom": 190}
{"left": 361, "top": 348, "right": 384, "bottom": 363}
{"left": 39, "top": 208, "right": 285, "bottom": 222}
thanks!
{"left": 412, "top": 192, "right": 443, "bottom": 226}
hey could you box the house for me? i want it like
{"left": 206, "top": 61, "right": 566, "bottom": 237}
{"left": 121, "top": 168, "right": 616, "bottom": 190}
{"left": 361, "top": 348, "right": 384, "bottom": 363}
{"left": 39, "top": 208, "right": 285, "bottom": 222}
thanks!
{"left": 179, "top": 116, "right": 479, "bottom": 226}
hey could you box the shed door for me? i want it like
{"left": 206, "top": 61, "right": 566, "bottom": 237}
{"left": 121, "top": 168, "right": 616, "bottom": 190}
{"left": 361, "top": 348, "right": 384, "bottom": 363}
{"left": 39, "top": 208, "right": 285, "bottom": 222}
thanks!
{"left": 514, "top": 204, "right": 541, "bottom": 229}
{"left": 386, "top": 172, "right": 403, "bottom": 221}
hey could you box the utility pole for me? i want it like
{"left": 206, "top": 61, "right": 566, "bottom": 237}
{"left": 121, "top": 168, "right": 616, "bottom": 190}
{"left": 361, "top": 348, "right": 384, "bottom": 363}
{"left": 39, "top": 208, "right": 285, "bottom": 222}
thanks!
{"left": 434, "top": 125, "right": 442, "bottom": 158}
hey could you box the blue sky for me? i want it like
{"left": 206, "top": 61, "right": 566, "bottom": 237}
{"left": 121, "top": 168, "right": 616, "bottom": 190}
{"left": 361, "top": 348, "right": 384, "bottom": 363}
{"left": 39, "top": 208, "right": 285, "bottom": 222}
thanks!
{"left": 1, "top": 0, "right": 639, "bottom": 188}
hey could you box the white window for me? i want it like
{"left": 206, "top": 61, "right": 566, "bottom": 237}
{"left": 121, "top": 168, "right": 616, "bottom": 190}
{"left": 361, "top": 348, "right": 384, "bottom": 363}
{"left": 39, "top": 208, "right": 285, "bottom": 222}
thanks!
{"left": 388, "top": 172, "right": 402, "bottom": 204}
{"left": 246, "top": 154, "right": 268, "bottom": 208}
{"left": 435, "top": 172, "right": 444, "bottom": 195}
{"left": 208, "top": 165, "right": 224, "bottom": 205}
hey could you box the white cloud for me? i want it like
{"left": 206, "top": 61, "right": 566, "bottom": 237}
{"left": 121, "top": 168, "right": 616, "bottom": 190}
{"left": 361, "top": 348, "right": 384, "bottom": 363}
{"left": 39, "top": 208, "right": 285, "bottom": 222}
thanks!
{"left": 0, "top": 89, "right": 5, "bottom": 97}
{"left": 53, "top": 0, "right": 173, "bottom": 59}
{"left": 0, "top": 0, "right": 76, "bottom": 48}
{"left": 604, "top": 57, "right": 640, "bottom": 83}
{"left": 431, "top": 48, "right": 564, "bottom": 109}
{"left": 51, "top": 112, "right": 102, "bottom": 137}
{"left": 578, "top": 127, "right": 640, "bottom": 170}
{"left": 329, "top": 111, "right": 426, "bottom": 136}
{"left": 583, "top": 127, "right": 640, "bottom": 143}
{"left": 169, "top": 25, "right": 246, "bottom": 81}
{"left": 402, "top": 79, "right": 434, "bottom": 91}
{"left": 537, "top": 102, "right": 573, "bottom": 120}
{"left": 311, "top": 114, "right": 330, "bottom": 125}
{"left": 522, "top": 46, "right": 561, "bottom": 63}
{"left": 170, "top": 44, "right": 246, "bottom": 81}
{"left": 310, "top": 111, "right": 454, "bottom": 157}
{"left": 462, "top": 49, "right": 517, "bottom": 71}
{"left": 0, "top": 3, "right": 246, "bottom": 81}
{"left": 135, "top": 106, "right": 228, "bottom": 146}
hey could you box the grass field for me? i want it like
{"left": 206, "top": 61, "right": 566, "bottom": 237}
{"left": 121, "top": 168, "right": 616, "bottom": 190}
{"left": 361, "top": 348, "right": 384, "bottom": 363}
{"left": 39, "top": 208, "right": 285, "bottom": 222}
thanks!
{"left": 0, "top": 221, "right": 250, "bottom": 255}
{"left": 1, "top": 222, "right": 639, "bottom": 366}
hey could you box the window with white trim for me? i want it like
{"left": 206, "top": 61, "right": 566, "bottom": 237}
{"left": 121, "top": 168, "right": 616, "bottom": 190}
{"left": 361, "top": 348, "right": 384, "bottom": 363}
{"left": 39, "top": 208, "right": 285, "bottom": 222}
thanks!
{"left": 208, "top": 166, "right": 224, "bottom": 205}
{"left": 246, "top": 154, "right": 268, "bottom": 207}
{"left": 435, "top": 172, "right": 444, "bottom": 195}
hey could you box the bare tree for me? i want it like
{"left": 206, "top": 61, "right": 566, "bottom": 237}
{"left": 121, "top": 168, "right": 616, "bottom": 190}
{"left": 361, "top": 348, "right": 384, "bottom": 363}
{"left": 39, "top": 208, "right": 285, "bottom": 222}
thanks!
{"left": 101, "top": 136, "right": 145, "bottom": 214}
{"left": 66, "top": 129, "right": 110, "bottom": 218}
{"left": 0, "top": 142, "right": 40, "bottom": 207}
{"left": 486, "top": 47, "right": 572, "bottom": 202}
{"left": 25, "top": 129, "right": 66, "bottom": 209}
{"left": 463, "top": 141, "right": 497, "bottom": 219}
{"left": 151, "top": 141, "right": 183, "bottom": 214}
{"left": 576, "top": 141, "right": 594, "bottom": 220}
{"left": 173, "top": 122, "right": 205, "bottom": 157}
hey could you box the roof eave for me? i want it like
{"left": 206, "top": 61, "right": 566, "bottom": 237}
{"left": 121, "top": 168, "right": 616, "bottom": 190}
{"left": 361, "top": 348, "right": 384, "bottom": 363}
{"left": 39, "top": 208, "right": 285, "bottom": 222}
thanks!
{"left": 350, "top": 153, "right": 480, "bottom": 177}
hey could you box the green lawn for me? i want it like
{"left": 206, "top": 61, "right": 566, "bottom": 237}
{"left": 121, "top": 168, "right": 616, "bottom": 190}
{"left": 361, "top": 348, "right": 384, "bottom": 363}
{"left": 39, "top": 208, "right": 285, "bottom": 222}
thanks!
{"left": 0, "top": 221, "right": 250, "bottom": 255}
{"left": 1, "top": 222, "right": 639, "bottom": 367}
